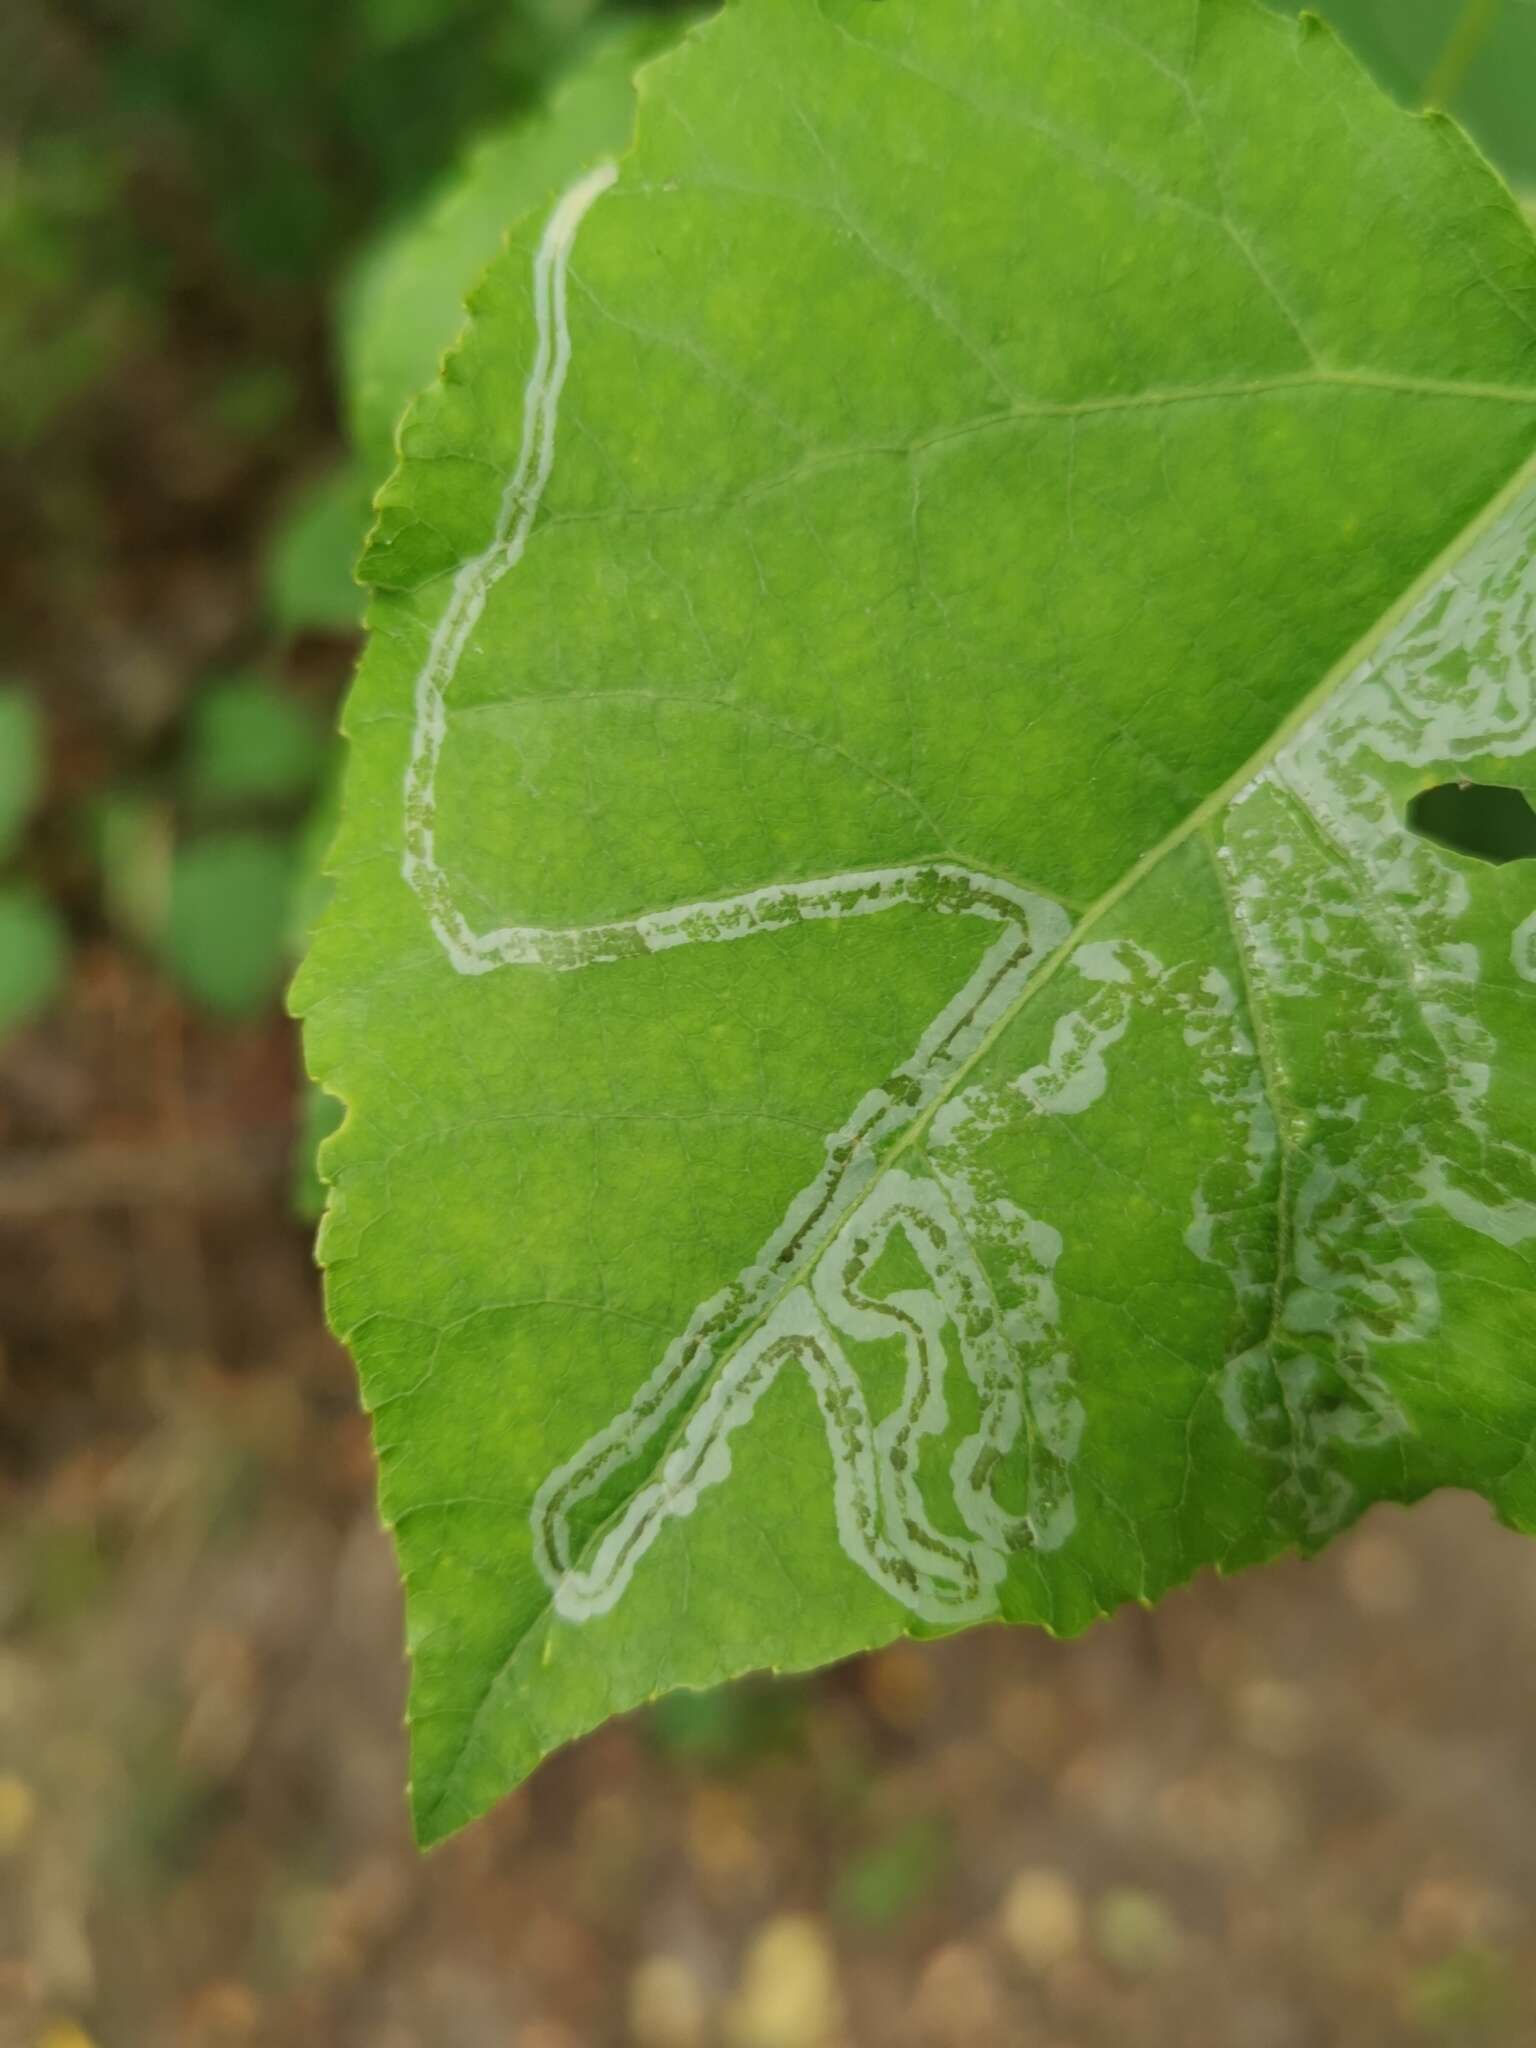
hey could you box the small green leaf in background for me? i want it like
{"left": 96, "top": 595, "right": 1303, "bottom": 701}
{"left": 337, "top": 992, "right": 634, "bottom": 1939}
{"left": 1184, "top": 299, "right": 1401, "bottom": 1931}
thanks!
{"left": 0, "top": 685, "right": 44, "bottom": 861}
{"left": 299, "top": 0, "right": 1536, "bottom": 1842}
{"left": 833, "top": 1820, "right": 951, "bottom": 1931}
{"left": 166, "top": 830, "right": 296, "bottom": 1018}
{"left": 644, "top": 1675, "right": 806, "bottom": 1764}
{"left": 92, "top": 793, "right": 172, "bottom": 952}
{"left": 0, "top": 884, "right": 64, "bottom": 1035}
{"left": 0, "top": 686, "right": 65, "bottom": 1034}
{"left": 265, "top": 468, "right": 373, "bottom": 635}
{"left": 89, "top": 682, "right": 332, "bottom": 1027}
{"left": 183, "top": 676, "right": 328, "bottom": 811}
{"left": 0, "top": 139, "right": 143, "bottom": 451}
{"left": 1403, "top": 1943, "right": 1517, "bottom": 2034}
{"left": 208, "top": 362, "right": 299, "bottom": 441}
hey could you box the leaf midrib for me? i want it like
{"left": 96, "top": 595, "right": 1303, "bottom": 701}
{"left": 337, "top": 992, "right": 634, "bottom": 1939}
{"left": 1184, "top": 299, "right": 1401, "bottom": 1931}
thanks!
{"left": 420, "top": 431, "right": 1536, "bottom": 1841}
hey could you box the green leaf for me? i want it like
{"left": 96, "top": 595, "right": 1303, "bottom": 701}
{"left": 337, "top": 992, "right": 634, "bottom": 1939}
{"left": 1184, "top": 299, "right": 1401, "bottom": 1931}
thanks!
{"left": 1283, "top": 0, "right": 1536, "bottom": 191}
{"left": 0, "top": 686, "right": 44, "bottom": 863}
{"left": 0, "top": 884, "right": 64, "bottom": 1035}
{"left": 265, "top": 468, "right": 371, "bottom": 634}
{"left": 92, "top": 793, "right": 172, "bottom": 951}
{"left": 297, "top": 0, "right": 1536, "bottom": 1843}
{"left": 165, "top": 830, "right": 296, "bottom": 1017}
{"left": 342, "top": 14, "right": 681, "bottom": 479}
{"left": 184, "top": 676, "right": 328, "bottom": 810}
{"left": 833, "top": 1820, "right": 950, "bottom": 1929}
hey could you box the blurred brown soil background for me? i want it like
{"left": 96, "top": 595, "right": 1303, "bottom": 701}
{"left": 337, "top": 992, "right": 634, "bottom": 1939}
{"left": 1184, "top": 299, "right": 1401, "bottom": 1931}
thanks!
{"left": 5, "top": 3, "right": 1536, "bottom": 2044}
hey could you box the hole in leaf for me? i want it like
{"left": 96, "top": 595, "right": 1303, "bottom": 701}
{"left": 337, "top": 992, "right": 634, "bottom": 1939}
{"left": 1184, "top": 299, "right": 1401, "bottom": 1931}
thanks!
{"left": 1406, "top": 781, "right": 1536, "bottom": 867}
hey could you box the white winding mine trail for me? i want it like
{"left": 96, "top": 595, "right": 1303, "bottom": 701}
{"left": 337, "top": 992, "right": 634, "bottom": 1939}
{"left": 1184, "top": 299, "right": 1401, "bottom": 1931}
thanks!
{"left": 396, "top": 164, "right": 1083, "bottom": 1624}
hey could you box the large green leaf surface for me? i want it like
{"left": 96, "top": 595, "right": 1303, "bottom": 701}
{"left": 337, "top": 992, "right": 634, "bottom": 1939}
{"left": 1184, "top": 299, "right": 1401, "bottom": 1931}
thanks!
{"left": 298, "top": 0, "right": 1536, "bottom": 1842}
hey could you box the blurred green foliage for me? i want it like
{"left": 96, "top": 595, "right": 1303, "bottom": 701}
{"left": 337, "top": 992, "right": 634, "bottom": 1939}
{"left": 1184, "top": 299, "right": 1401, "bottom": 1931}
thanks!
{"left": 266, "top": 469, "right": 373, "bottom": 635}
{"left": 0, "top": 885, "right": 64, "bottom": 1037}
{"left": 163, "top": 830, "right": 299, "bottom": 1017}
{"left": 183, "top": 675, "right": 329, "bottom": 811}
{"left": 0, "top": 688, "right": 45, "bottom": 857}
{"left": 832, "top": 1820, "right": 951, "bottom": 1930}
{"left": 645, "top": 1676, "right": 808, "bottom": 1766}
{"left": 0, "top": 134, "right": 143, "bottom": 448}
{"left": 101, "top": 0, "right": 623, "bottom": 278}
{"left": 162, "top": 675, "right": 328, "bottom": 1017}
{"left": 1403, "top": 1943, "right": 1517, "bottom": 2035}
{"left": 2, "top": 0, "right": 687, "bottom": 462}
{"left": 1281, "top": 0, "right": 1536, "bottom": 191}
{"left": 0, "top": 686, "right": 64, "bottom": 1034}
{"left": 89, "top": 675, "right": 330, "bottom": 1022}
